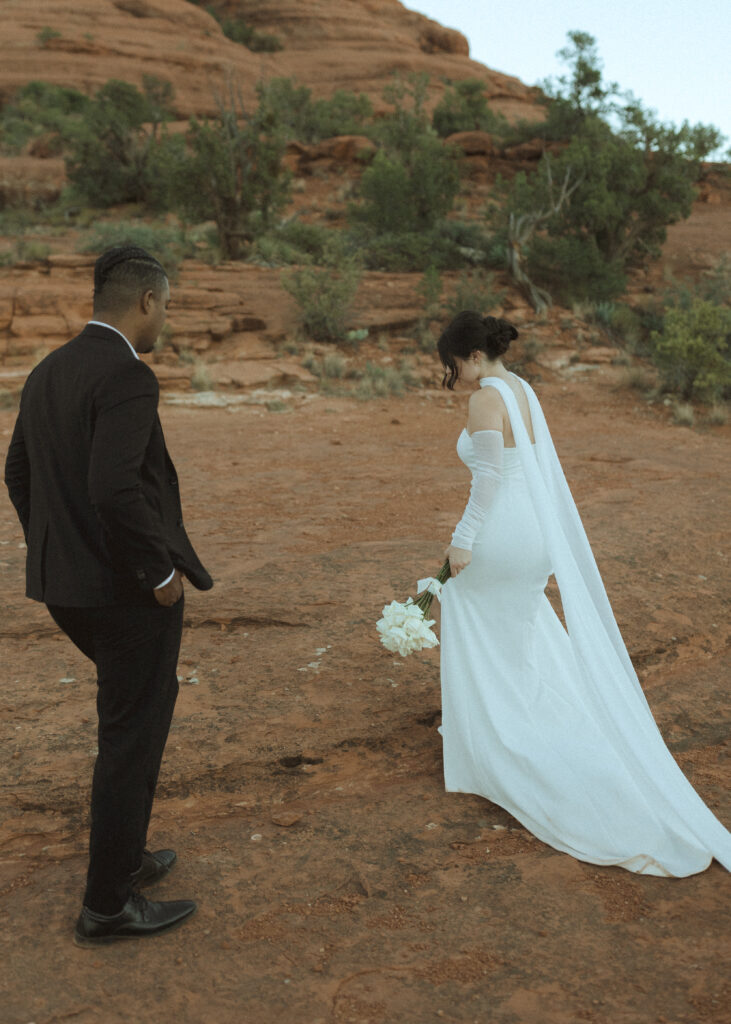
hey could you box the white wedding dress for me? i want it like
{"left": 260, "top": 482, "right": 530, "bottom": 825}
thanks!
{"left": 439, "top": 374, "right": 731, "bottom": 876}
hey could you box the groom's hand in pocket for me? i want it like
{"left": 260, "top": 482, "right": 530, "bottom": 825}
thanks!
{"left": 154, "top": 569, "right": 184, "bottom": 606}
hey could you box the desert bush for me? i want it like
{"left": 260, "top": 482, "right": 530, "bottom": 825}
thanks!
{"left": 36, "top": 27, "right": 61, "bottom": 46}
{"left": 355, "top": 219, "right": 493, "bottom": 272}
{"left": 620, "top": 367, "right": 655, "bottom": 391}
{"left": 355, "top": 147, "right": 458, "bottom": 235}
{"left": 168, "top": 84, "right": 290, "bottom": 260}
{"left": 354, "top": 361, "right": 413, "bottom": 399}
{"left": 355, "top": 230, "right": 445, "bottom": 271}
{"left": 219, "top": 17, "right": 282, "bottom": 51}
{"left": 351, "top": 74, "right": 461, "bottom": 236}
{"left": 307, "top": 90, "right": 373, "bottom": 141}
{"left": 436, "top": 220, "right": 495, "bottom": 262}
{"left": 190, "top": 361, "right": 214, "bottom": 391}
{"left": 281, "top": 242, "right": 362, "bottom": 342}
{"left": 671, "top": 402, "right": 695, "bottom": 426}
{"left": 14, "top": 239, "right": 51, "bottom": 262}
{"left": 432, "top": 79, "right": 508, "bottom": 138}
{"left": 251, "top": 219, "right": 334, "bottom": 267}
{"left": 256, "top": 78, "right": 372, "bottom": 143}
{"left": 417, "top": 264, "right": 443, "bottom": 318}
{"left": 609, "top": 304, "right": 644, "bottom": 350}
{"left": 301, "top": 352, "right": 348, "bottom": 379}
{"left": 77, "top": 222, "right": 194, "bottom": 275}
{"left": 497, "top": 32, "right": 724, "bottom": 308}
{"left": 662, "top": 256, "right": 731, "bottom": 313}
{"left": 443, "top": 270, "right": 505, "bottom": 319}
{"left": 0, "top": 81, "right": 90, "bottom": 155}
{"left": 66, "top": 77, "right": 180, "bottom": 208}
{"left": 584, "top": 300, "right": 615, "bottom": 327}
{"left": 189, "top": 3, "right": 283, "bottom": 51}
{"left": 268, "top": 220, "right": 332, "bottom": 263}
{"left": 321, "top": 353, "right": 347, "bottom": 379}
{"left": 649, "top": 299, "right": 731, "bottom": 402}
{"left": 525, "top": 233, "right": 626, "bottom": 305}
{"left": 706, "top": 403, "right": 729, "bottom": 425}
{"left": 412, "top": 265, "right": 443, "bottom": 351}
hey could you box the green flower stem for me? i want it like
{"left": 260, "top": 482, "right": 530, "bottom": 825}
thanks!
{"left": 415, "top": 558, "right": 451, "bottom": 615}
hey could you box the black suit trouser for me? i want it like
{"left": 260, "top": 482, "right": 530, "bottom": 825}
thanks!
{"left": 47, "top": 597, "right": 184, "bottom": 915}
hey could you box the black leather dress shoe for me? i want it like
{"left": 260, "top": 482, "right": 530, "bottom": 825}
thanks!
{"left": 130, "top": 848, "right": 177, "bottom": 888}
{"left": 74, "top": 891, "right": 196, "bottom": 946}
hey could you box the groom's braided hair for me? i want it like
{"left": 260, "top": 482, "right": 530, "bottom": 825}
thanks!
{"left": 438, "top": 310, "right": 518, "bottom": 390}
{"left": 93, "top": 245, "right": 168, "bottom": 313}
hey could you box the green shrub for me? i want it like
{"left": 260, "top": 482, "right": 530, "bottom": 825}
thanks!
{"left": 257, "top": 79, "right": 373, "bottom": 143}
{"left": 355, "top": 361, "right": 412, "bottom": 399}
{"left": 650, "top": 299, "right": 731, "bottom": 402}
{"left": 308, "top": 90, "right": 373, "bottom": 141}
{"left": 191, "top": 4, "right": 283, "bottom": 51}
{"left": 275, "top": 221, "right": 331, "bottom": 261}
{"left": 662, "top": 256, "right": 731, "bottom": 313}
{"left": 251, "top": 236, "right": 309, "bottom": 267}
{"left": 432, "top": 79, "right": 508, "bottom": 138}
{"left": 355, "top": 222, "right": 488, "bottom": 272}
{"left": 65, "top": 77, "right": 180, "bottom": 208}
{"left": 250, "top": 217, "right": 333, "bottom": 268}
{"left": 15, "top": 239, "right": 50, "bottom": 262}
{"left": 497, "top": 32, "right": 723, "bottom": 308}
{"left": 168, "top": 85, "right": 290, "bottom": 260}
{"left": 444, "top": 270, "right": 504, "bottom": 319}
{"left": 436, "top": 220, "right": 494, "bottom": 261}
{"left": 36, "top": 27, "right": 61, "bottom": 46}
{"left": 417, "top": 264, "right": 443, "bottom": 318}
{"left": 355, "top": 230, "right": 440, "bottom": 272}
{"left": 191, "top": 361, "right": 214, "bottom": 391}
{"left": 219, "top": 17, "right": 282, "bottom": 51}
{"left": 707, "top": 403, "right": 729, "bottom": 425}
{"left": 585, "top": 300, "right": 615, "bottom": 327}
{"left": 354, "top": 143, "right": 459, "bottom": 235}
{"left": 321, "top": 352, "right": 346, "bottom": 379}
{"left": 609, "top": 303, "right": 644, "bottom": 351}
{"left": 526, "top": 234, "right": 627, "bottom": 305}
{"left": 0, "top": 81, "right": 91, "bottom": 155}
{"left": 351, "top": 74, "right": 461, "bottom": 236}
{"left": 301, "top": 352, "right": 348, "bottom": 379}
{"left": 671, "top": 401, "right": 695, "bottom": 426}
{"left": 77, "top": 222, "right": 194, "bottom": 276}
{"left": 281, "top": 244, "right": 362, "bottom": 342}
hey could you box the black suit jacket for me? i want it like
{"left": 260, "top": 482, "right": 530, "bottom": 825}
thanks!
{"left": 4, "top": 323, "right": 213, "bottom": 606}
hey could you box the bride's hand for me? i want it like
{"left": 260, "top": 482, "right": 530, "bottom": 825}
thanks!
{"left": 446, "top": 545, "right": 471, "bottom": 577}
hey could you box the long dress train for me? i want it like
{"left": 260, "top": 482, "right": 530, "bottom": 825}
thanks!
{"left": 439, "top": 374, "right": 731, "bottom": 876}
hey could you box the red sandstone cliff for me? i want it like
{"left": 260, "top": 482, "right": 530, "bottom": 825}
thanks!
{"left": 0, "top": 0, "right": 540, "bottom": 120}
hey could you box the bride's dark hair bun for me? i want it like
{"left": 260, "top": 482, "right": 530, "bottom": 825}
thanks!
{"left": 438, "top": 310, "right": 519, "bottom": 389}
{"left": 481, "top": 315, "right": 518, "bottom": 358}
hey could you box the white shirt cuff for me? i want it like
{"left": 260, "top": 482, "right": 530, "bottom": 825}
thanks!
{"left": 154, "top": 569, "right": 176, "bottom": 589}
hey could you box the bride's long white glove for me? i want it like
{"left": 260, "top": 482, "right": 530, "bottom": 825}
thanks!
{"left": 451, "top": 429, "right": 504, "bottom": 551}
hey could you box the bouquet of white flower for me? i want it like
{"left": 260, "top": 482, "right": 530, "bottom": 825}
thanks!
{"left": 376, "top": 559, "right": 451, "bottom": 657}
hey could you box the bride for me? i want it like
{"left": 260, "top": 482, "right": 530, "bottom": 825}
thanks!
{"left": 437, "top": 310, "right": 731, "bottom": 876}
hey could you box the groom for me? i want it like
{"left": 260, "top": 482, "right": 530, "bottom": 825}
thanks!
{"left": 4, "top": 245, "right": 213, "bottom": 945}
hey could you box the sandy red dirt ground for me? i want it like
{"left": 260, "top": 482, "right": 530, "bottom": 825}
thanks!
{"left": 1, "top": 366, "right": 729, "bottom": 1023}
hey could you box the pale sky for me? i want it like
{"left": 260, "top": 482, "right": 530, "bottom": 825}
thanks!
{"left": 406, "top": 1, "right": 731, "bottom": 158}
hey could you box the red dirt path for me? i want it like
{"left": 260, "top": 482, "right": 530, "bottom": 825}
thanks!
{"left": 1, "top": 370, "right": 729, "bottom": 1023}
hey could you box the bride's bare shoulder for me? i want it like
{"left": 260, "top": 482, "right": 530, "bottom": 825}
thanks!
{"left": 467, "top": 387, "right": 504, "bottom": 431}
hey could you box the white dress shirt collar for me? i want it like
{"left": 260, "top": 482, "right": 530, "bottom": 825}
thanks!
{"left": 88, "top": 320, "right": 139, "bottom": 360}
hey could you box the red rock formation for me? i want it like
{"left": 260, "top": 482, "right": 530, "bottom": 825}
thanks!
{"left": 0, "top": 0, "right": 541, "bottom": 121}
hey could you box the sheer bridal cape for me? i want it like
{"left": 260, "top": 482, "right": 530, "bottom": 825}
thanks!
{"left": 439, "top": 375, "right": 731, "bottom": 876}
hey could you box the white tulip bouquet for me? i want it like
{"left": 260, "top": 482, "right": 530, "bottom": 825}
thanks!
{"left": 376, "top": 559, "right": 451, "bottom": 657}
